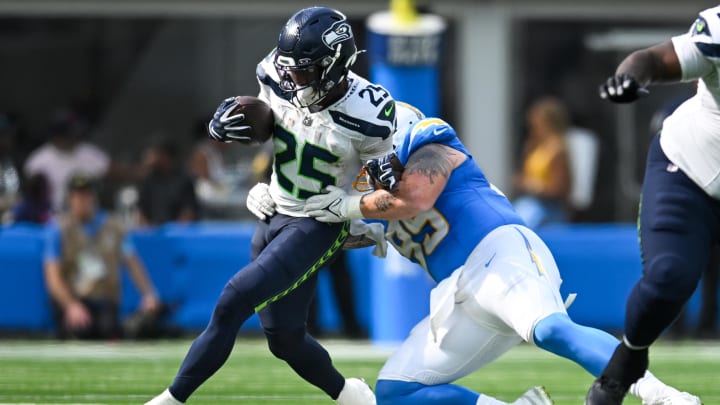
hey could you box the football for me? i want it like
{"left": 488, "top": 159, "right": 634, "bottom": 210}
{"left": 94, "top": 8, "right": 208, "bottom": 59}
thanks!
{"left": 230, "top": 95, "right": 275, "bottom": 144}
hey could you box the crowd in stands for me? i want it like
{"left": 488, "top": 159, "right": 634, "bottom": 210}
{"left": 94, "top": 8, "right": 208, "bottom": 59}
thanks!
{"left": 0, "top": 107, "right": 232, "bottom": 340}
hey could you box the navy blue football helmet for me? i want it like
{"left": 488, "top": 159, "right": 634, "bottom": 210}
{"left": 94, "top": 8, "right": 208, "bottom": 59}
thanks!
{"left": 274, "top": 7, "right": 358, "bottom": 108}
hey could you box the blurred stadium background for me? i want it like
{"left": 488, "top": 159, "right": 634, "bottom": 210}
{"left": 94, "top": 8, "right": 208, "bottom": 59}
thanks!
{"left": 0, "top": 0, "right": 705, "bottom": 218}
{"left": 0, "top": 0, "right": 718, "bottom": 403}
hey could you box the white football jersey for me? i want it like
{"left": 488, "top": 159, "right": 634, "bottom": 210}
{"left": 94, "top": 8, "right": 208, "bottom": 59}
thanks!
{"left": 660, "top": 5, "right": 720, "bottom": 199}
{"left": 256, "top": 52, "right": 396, "bottom": 216}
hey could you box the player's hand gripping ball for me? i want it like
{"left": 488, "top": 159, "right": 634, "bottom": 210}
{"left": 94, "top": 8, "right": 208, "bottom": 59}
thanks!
{"left": 208, "top": 96, "right": 274, "bottom": 144}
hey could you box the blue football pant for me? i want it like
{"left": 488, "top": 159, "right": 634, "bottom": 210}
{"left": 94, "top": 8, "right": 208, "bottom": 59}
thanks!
{"left": 626, "top": 134, "right": 720, "bottom": 347}
{"left": 169, "top": 215, "right": 349, "bottom": 401}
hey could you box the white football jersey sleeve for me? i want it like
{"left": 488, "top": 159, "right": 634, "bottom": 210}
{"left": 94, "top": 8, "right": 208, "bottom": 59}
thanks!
{"left": 660, "top": 5, "right": 720, "bottom": 199}
{"left": 255, "top": 51, "right": 396, "bottom": 215}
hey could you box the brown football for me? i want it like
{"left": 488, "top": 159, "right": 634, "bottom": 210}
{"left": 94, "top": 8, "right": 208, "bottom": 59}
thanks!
{"left": 230, "top": 95, "right": 274, "bottom": 144}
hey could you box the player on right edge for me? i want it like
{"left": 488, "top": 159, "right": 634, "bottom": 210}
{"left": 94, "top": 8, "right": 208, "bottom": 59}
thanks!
{"left": 587, "top": 5, "right": 720, "bottom": 404}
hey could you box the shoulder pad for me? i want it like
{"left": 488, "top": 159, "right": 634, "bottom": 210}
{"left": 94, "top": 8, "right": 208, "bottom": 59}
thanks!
{"left": 328, "top": 73, "right": 396, "bottom": 140}
{"left": 256, "top": 50, "right": 290, "bottom": 100}
{"left": 690, "top": 7, "right": 720, "bottom": 57}
{"left": 395, "top": 118, "right": 467, "bottom": 165}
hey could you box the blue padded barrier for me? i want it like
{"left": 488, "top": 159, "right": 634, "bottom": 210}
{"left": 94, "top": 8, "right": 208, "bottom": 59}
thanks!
{"left": 537, "top": 224, "right": 643, "bottom": 332}
{"left": 0, "top": 223, "right": 51, "bottom": 330}
{"left": 0, "top": 222, "right": 710, "bottom": 339}
{"left": 124, "top": 222, "right": 260, "bottom": 331}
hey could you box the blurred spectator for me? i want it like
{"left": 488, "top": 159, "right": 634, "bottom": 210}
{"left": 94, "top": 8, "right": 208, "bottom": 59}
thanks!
{"left": 188, "top": 120, "right": 246, "bottom": 218}
{"left": 565, "top": 125, "right": 600, "bottom": 220}
{"left": 0, "top": 113, "right": 20, "bottom": 222}
{"left": 10, "top": 173, "right": 52, "bottom": 224}
{"left": 250, "top": 143, "right": 274, "bottom": 185}
{"left": 138, "top": 137, "right": 199, "bottom": 226}
{"left": 24, "top": 109, "right": 110, "bottom": 212}
{"left": 44, "top": 174, "right": 161, "bottom": 340}
{"left": 513, "top": 96, "right": 572, "bottom": 228}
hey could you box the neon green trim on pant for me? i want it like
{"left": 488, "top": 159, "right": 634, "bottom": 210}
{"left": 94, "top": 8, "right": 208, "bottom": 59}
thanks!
{"left": 254, "top": 221, "right": 350, "bottom": 312}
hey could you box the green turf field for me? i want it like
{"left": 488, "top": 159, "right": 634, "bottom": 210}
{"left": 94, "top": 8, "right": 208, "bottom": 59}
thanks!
{"left": 0, "top": 338, "right": 717, "bottom": 404}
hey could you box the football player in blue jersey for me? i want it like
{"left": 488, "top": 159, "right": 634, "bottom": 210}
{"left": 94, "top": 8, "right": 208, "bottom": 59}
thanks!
{"left": 146, "top": 6, "right": 395, "bottom": 405}
{"left": 248, "top": 103, "right": 700, "bottom": 404}
{"left": 297, "top": 105, "right": 698, "bottom": 405}
{"left": 586, "top": 5, "right": 720, "bottom": 405}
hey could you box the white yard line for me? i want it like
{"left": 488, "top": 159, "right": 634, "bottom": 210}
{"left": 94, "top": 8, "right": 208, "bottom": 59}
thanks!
{"left": 0, "top": 339, "right": 395, "bottom": 361}
{"left": 0, "top": 339, "right": 718, "bottom": 362}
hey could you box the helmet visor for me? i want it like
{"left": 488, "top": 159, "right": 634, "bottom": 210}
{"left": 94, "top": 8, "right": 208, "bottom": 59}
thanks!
{"left": 276, "top": 63, "right": 321, "bottom": 91}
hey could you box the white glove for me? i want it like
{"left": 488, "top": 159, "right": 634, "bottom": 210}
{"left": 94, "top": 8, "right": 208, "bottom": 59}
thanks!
{"left": 304, "top": 185, "right": 363, "bottom": 223}
{"left": 246, "top": 183, "right": 276, "bottom": 220}
{"left": 349, "top": 220, "right": 388, "bottom": 258}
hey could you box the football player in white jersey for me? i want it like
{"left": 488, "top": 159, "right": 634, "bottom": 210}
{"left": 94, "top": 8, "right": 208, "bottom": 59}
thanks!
{"left": 249, "top": 103, "right": 701, "bottom": 404}
{"left": 586, "top": 5, "right": 720, "bottom": 405}
{"left": 145, "top": 7, "right": 394, "bottom": 405}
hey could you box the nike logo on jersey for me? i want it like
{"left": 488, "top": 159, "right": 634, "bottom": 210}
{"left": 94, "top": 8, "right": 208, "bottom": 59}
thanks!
{"left": 484, "top": 252, "right": 496, "bottom": 268}
{"left": 434, "top": 127, "right": 448, "bottom": 136}
{"left": 384, "top": 103, "right": 394, "bottom": 117}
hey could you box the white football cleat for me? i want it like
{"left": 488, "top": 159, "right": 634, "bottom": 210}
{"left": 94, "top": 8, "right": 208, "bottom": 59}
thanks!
{"left": 643, "top": 389, "right": 702, "bottom": 405}
{"left": 336, "top": 378, "right": 377, "bottom": 405}
{"left": 145, "top": 388, "right": 184, "bottom": 405}
{"left": 511, "top": 386, "right": 554, "bottom": 405}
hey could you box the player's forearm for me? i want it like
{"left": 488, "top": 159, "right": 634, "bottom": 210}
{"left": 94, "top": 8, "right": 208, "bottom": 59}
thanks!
{"left": 44, "top": 262, "right": 77, "bottom": 308}
{"left": 358, "top": 189, "right": 430, "bottom": 220}
{"left": 125, "top": 256, "right": 157, "bottom": 297}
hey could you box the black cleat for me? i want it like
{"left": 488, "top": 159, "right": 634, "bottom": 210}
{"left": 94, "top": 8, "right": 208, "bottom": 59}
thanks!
{"left": 585, "top": 377, "right": 627, "bottom": 405}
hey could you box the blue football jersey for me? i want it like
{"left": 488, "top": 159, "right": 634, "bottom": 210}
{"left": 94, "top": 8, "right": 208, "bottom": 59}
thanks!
{"left": 381, "top": 118, "right": 525, "bottom": 282}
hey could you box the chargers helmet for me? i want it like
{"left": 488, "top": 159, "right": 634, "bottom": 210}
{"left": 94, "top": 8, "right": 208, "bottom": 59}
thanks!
{"left": 274, "top": 7, "right": 359, "bottom": 108}
{"left": 353, "top": 102, "right": 425, "bottom": 192}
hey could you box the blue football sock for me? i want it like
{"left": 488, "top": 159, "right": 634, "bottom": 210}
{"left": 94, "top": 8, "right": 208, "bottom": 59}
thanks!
{"left": 533, "top": 312, "right": 619, "bottom": 376}
{"left": 376, "top": 379, "right": 479, "bottom": 405}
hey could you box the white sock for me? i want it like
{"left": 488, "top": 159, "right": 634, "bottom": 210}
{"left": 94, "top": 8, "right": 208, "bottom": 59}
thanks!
{"left": 476, "top": 394, "right": 507, "bottom": 405}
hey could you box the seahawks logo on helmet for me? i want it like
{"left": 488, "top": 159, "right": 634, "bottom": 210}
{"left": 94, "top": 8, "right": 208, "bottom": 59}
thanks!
{"left": 322, "top": 21, "right": 353, "bottom": 49}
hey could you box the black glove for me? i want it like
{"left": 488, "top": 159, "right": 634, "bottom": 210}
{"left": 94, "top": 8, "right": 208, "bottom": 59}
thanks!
{"left": 365, "top": 152, "right": 399, "bottom": 192}
{"left": 207, "top": 97, "right": 253, "bottom": 143}
{"left": 598, "top": 74, "right": 649, "bottom": 103}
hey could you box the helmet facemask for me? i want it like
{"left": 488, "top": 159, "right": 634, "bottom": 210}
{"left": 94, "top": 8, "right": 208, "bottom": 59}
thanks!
{"left": 275, "top": 44, "right": 356, "bottom": 108}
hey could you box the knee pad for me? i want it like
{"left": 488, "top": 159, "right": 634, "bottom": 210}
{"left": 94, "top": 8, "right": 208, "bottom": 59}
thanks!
{"left": 265, "top": 328, "right": 306, "bottom": 361}
{"left": 643, "top": 253, "right": 698, "bottom": 302}
{"left": 375, "top": 380, "right": 423, "bottom": 405}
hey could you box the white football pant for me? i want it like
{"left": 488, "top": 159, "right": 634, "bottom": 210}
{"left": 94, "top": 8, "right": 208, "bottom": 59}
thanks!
{"left": 379, "top": 224, "right": 567, "bottom": 385}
